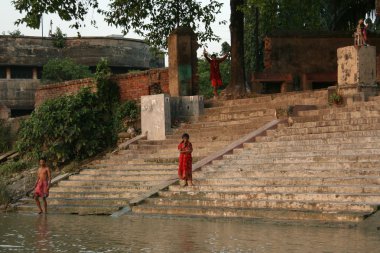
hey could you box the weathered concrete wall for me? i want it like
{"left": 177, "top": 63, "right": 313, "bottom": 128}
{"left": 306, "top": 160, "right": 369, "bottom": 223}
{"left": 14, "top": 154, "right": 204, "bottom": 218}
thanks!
{"left": 264, "top": 31, "right": 380, "bottom": 78}
{"left": 35, "top": 68, "right": 169, "bottom": 107}
{"left": 0, "top": 35, "right": 164, "bottom": 69}
{"left": 0, "top": 80, "right": 40, "bottom": 110}
{"left": 171, "top": 96, "right": 204, "bottom": 121}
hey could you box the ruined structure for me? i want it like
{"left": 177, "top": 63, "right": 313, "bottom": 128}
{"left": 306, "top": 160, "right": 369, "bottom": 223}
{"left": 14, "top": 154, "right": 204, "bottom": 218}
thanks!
{"left": 252, "top": 31, "right": 380, "bottom": 93}
{"left": 0, "top": 35, "right": 164, "bottom": 116}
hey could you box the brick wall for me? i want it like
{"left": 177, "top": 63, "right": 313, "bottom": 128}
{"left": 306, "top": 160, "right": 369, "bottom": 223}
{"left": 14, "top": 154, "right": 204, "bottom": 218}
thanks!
{"left": 35, "top": 68, "right": 169, "bottom": 107}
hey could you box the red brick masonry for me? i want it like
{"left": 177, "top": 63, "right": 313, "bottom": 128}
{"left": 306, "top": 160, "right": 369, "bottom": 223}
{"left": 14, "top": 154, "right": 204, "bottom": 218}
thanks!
{"left": 35, "top": 68, "right": 169, "bottom": 107}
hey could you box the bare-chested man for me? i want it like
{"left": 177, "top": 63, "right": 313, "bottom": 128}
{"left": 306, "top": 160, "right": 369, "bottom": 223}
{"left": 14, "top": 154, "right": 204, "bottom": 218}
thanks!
{"left": 34, "top": 158, "right": 51, "bottom": 214}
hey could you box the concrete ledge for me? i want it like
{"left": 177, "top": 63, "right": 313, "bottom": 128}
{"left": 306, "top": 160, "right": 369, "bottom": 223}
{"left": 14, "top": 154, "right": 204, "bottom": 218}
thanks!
{"left": 117, "top": 119, "right": 284, "bottom": 217}
{"left": 117, "top": 132, "right": 147, "bottom": 151}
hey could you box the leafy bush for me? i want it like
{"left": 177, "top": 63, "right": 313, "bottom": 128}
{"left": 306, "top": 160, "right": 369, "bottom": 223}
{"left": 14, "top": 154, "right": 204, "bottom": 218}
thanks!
{"left": 42, "top": 58, "right": 92, "bottom": 83}
{"left": 17, "top": 88, "right": 116, "bottom": 164}
{"left": 0, "top": 160, "right": 29, "bottom": 177}
{"left": 115, "top": 101, "right": 139, "bottom": 131}
{"left": 0, "top": 120, "right": 11, "bottom": 153}
{"left": 17, "top": 59, "right": 120, "bottom": 166}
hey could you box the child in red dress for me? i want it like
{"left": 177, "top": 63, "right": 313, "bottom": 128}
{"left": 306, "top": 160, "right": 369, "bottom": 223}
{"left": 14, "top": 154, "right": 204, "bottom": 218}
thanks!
{"left": 178, "top": 133, "right": 193, "bottom": 187}
{"left": 204, "top": 48, "right": 230, "bottom": 98}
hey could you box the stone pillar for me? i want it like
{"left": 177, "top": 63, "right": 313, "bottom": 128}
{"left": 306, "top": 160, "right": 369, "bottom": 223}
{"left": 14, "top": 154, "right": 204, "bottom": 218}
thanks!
{"left": 0, "top": 104, "right": 11, "bottom": 120}
{"left": 168, "top": 27, "right": 198, "bottom": 96}
{"left": 141, "top": 94, "right": 171, "bottom": 141}
{"left": 32, "top": 67, "right": 38, "bottom": 80}
{"left": 337, "top": 46, "right": 378, "bottom": 102}
{"left": 6, "top": 67, "right": 11, "bottom": 79}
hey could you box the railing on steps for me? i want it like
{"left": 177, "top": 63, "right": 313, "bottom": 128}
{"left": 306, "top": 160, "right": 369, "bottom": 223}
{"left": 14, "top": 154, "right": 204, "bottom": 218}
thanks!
{"left": 111, "top": 119, "right": 285, "bottom": 217}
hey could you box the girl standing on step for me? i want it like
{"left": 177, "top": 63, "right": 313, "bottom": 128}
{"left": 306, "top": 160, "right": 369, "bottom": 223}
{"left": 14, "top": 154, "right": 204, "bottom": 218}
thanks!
{"left": 178, "top": 133, "right": 194, "bottom": 187}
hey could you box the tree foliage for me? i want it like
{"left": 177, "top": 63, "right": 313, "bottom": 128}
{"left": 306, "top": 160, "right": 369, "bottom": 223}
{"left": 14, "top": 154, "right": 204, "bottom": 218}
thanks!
{"left": 12, "top": 0, "right": 224, "bottom": 49}
{"left": 42, "top": 58, "right": 92, "bottom": 83}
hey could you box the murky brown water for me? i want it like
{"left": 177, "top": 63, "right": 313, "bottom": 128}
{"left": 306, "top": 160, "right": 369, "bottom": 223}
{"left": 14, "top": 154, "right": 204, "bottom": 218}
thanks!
{"left": 0, "top": 213, "right": 379, "bottom": 253}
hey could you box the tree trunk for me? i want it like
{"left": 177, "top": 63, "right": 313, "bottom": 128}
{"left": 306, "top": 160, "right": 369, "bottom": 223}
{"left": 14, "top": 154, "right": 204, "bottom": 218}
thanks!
{"left": 225, "top": 0, "right": 246, "bottom": 98}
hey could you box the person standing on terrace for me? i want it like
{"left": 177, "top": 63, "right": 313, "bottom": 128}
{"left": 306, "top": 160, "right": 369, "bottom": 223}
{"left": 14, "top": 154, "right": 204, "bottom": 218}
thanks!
{"left": 203, "top": 48, "right": 230, "bottom": 99}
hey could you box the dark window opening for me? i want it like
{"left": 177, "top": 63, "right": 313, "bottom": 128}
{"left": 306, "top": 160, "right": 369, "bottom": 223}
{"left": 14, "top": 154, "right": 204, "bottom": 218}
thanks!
{"left": 261, "top": 82, "right": 282, "bottom": 94}
{"left": 312, "top": 82, "right": 335, "bottom": 90}
{"left": 11, "top": 109, "right": 34, "bottom": 117}
{"left": 11, "top": 66, "right": 33, "bottom": 79}
{"left": 0, "top": 67, "right": 6, "bottom": 79}
{"left": 37, "top": 67, "right": 43, "bottom": 79}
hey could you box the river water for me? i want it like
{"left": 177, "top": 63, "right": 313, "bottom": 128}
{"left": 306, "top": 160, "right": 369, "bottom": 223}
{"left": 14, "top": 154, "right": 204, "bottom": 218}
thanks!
{"left": 0, "top": 213, "right": 379, "bottom": 253}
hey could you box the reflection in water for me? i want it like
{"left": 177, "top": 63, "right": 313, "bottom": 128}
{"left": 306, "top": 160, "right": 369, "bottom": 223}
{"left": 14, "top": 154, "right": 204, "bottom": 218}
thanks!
{"left": 35, "top": 215, "right": 50, "bottom": 253}
{"left": 0, "top": 213, "right": 379, "bottom": 253}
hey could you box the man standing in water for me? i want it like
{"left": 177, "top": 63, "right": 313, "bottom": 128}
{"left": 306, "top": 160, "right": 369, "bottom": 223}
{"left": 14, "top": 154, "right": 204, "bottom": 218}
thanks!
{"left": 34, "top": 158, "right": 51, "bottom": 214}
{"left": 203, "top": 48, "right": 230, "bottom": 99}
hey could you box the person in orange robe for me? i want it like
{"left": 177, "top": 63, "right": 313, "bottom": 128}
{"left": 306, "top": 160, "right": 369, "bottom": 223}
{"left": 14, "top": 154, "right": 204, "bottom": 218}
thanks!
{"left": 34, "top": 158, "right": 51, "bottom": 214}
{"left": 204, "top": 48, "right": 230, "bottom": 98}
{"left": 178, "top": 133, "right": 193, "bottom": 187}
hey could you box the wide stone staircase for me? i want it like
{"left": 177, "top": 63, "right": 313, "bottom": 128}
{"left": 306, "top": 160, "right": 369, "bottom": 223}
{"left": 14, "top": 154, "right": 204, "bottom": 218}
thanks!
{"left": 132, "top": 98, "right": 380, "bottom": 223}
{"left": 15, "top": 90, "right": 328, "bottom": 215}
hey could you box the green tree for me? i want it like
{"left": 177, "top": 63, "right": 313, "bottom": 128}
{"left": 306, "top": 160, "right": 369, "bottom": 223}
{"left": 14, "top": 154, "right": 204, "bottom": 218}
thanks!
{"left": 0, "top": 120, "right": 11, "bottom": 153}
{"left": 12, "top": 0, "right": 224, "bottom": 49}
{"left": 42, "top": 58, "right": 92, "bottom": 83}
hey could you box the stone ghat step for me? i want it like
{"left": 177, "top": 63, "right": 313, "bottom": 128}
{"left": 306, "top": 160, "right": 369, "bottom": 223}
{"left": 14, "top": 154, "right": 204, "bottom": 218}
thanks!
{"left": 244, "top": 137, "right": 380, "bottom": 149}
{"left": 50, "top": 185, "right": 153, "bottom": 193}
{"left": 195, "top": 168, "right": 380, "bottom": 179}
{"left": 212, "top": 155, "right": 380, "bottom": 165}
{"left": 242, "top": 143, "right": 380, "bottom": 154}
{"left": 178, "top": 116, "right": 274, "bottom": 129}
{"left": 129, "top": 141, "right": 231, "bottom": 151}
{"left": 68, "top": 173, "right": 176, "bottom": 181}
{"left": 197, "top": 110, "right": 276, "bottom": 122}
{"left": 136, "top": 139, "right": 231, "bottom": 146}
{"left": 132, "top": 205, "right": 367, "bottom": 222}
{"left": 203, "top": 106, "right": 276, "bottom": 115}
{"left": 93, "top": 156, "right": 203, "bottom": 165}
{"left": 277, "top": 117, "right": 380, "bottom": 130}
{"left": 206, "top": 90, "right": 327, "bottom": 108}
{"left": 172, "top": 121, "right": 270, "bottom": 134}
{"left": 195, "top": 177, "right": 380, "bottom": 186}
{"left": 256, "top": 130, "right": 380, "bottom": 142}
{"left": 168, "top": 184, "right": 380, "bottom": 195}
{"left": 167, "top": 129, "right": 255, "bottom": 139}
{"left": 161, "top": 134, "right": 249, "bottom": 142}
{"left": 143, "top": 197, "right": 377, "bottom": 213}
{"left": 80, "top": 168, "right": 176, "bottom": 176}
{"left": 266, "top": 123, "right": 380, "bottom": 137}
{"left": 20, "top": 197, "right": 130, "bottom": 207}
{"left": 223, "top": 149, "right": 380, "bottom": 160}
{"left": 297, "top": 105, "right": 380, "bottom": 117}
{"left": 58, "top": 179, "right": 167, "bottom": 187}
{"left": 203, "top": 161, "right": 380, "bottom": 171}
{"left": 89, "top": 163, "right": 177, "bottom": 169}
{"left": 16, "top": 204, "right": 118, "bottom": 215}
{"left": 157, "top": 190, "right": 380, "bottom": 204}
{"left": 48, "top": 191, "right": 140, "bottom": 199}
{"left": 121, "top": 143, "right": 227, "bottom": 155}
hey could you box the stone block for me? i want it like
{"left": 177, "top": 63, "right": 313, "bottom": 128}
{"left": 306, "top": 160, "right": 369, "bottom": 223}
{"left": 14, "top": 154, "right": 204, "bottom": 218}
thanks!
{"left": 141, "top": 94, "right": 171, "bottom": 140}
{"left": 171, "top": 96, "right": 204, "bottom": 122}
{"left": 337, "top": 46, "right": 376, "bottom": 86}
{"left": 0, "top": 104, "right": 10, "bottom": 120}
